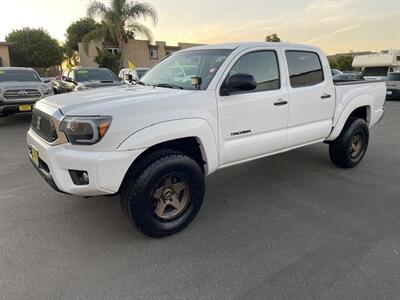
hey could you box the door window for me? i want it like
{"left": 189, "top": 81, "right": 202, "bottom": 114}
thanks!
{"left": 285, "top": 51, "right": 324, "bottom": 88}
{"left": 227, "top": 51, "right": 280, "bottom": 93}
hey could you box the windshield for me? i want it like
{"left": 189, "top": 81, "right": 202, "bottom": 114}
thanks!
{"left": 140, "top": 49, "right": 233, "bottom": 90}
{"left": 362, "top": 67, "right": 389, "bottom": 77}
{"left": 387, "top": 73, "right": 400, "bottom": 81}
{"left": 0, "top": 69, "right": 41, "bottom": 82}
{"left": 137, "top": 69, "right": 148, "bottom": 78}
{"left": 74, "top": 69, "right": 118, "bottom": 82}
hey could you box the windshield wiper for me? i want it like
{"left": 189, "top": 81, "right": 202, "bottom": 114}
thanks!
{"left": 153, "top": 83, "right": 184, "bottom": 90}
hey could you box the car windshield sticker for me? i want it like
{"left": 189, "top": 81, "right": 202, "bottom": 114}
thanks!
{"left": 0, "top": 71, "right": 5, "bottom": 75}
{"left": 78, "top": 70, "right": 88, "bottom": 74}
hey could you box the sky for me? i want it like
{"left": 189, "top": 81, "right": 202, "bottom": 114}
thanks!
{"left": 0, "top": 0, "right": 399, "bottom": 55}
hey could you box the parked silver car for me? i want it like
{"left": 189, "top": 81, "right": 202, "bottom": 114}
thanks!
{"left": 385, "top": 72, "right": 400, "bottom": 99}
{"left": 0, "top": 67, "right": 54, "bottom": 117}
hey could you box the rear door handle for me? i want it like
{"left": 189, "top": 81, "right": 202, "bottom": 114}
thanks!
{"left": 274, "top": 100, "right": 288, "bottom": 106}
{"left": 321, "top": 93, "right": 332, "bottom": 99}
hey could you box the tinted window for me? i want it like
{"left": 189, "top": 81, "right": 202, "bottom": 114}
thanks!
{"left": 387, "top": 73, "right": 400, "bottom": 81}
{"left": 0, "top": 69, "right": 41, "bottom": 82}
{"left": 228, "top": 51, "right": 280, "bottom": 93}
{"left": 362, "top": 67, "right": 388, "bottom": 77}
{"left": 74, "top": 69, "right": 118, "bottom": 82}
{"left": 286, "top": 51, "right": 324, "bottom": 87}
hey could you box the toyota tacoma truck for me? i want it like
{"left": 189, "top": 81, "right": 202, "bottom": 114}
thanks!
{"left": 27, "top": 42, "right": 386, "bottom": 237}
{"left": 0, "top": 67, "right": 54, "bottom": 117}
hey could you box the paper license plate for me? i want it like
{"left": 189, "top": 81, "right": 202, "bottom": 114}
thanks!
{"left": 19, "top": 105, "right": 32, "bottom": 112}
{"left": 30, "top": 146, "right": 39, "bottom": 166}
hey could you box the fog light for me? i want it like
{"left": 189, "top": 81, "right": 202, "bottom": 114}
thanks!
{"left": 69, "top": 170, "right": 89, "bottom": 185}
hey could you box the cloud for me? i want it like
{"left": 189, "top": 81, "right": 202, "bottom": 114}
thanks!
{"left": 304, "top": 9, "right": 400, "bottom": 44}
{"left": 306, "top": 0, "right": 351, "bottom": 13}
{"left": 305, "top": 24, "right": 362, "bottom": 43}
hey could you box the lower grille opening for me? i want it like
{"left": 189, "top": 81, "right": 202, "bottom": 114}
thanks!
{"left": 38, "top": 158, "right": 50, "bottom": 174}
{"left": 69, "top": 170, "right": 90, "bottom": 186}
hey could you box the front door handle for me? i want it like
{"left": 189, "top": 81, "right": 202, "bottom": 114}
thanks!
{"left": 274, "top": 100, "right": 288, "bottom": 106}
{"left": 321, "top": 93, "right": 332, "bottom": 99}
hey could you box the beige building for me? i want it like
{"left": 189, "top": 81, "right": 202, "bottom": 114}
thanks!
{"left": 78, "top": 39, "right": 202, "bottom": 69}
{"left": 0, "top": 42, "right": 11, "bottom": 67}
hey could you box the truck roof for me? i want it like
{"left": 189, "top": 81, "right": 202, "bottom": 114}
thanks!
{"left": 182, "top": 42, "right": 321, "bottom": 52}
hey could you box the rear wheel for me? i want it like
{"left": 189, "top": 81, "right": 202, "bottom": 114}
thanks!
{"left": 329, "top": 117, "right": 369, "bottom": 168}
{"left": 121, "top": 150, "right": 205, "bottom": 238}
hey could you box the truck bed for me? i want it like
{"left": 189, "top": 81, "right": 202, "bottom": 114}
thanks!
{"left": 333, "top": 80, "right": 386, "bottom": 128}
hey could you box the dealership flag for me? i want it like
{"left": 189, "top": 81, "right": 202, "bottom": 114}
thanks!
{"left": 128, "top": 60, "right": 136, "bottom": 69}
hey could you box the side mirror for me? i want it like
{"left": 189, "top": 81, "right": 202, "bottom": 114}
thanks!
{"left": 124, "top": 73, "right": 136, "bottom": 83}
{"left": 224, "top": 73, "right": 257, "bottom": 95}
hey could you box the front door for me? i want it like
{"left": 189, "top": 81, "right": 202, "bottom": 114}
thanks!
{"left": 217, "top": 49, "right": 289, "bottom": 166}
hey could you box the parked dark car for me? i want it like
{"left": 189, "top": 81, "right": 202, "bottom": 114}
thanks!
{"left": 385, "top": 72, "right": 400, "bottom": 99}
{"left": 61, "top": 67, "right": 122, "bottom": 91}
{"left": 333, "top": 73, "right": 364, "bottom": 82}
{"left": 331, "top": 69, "right": 343, "bottom": 76}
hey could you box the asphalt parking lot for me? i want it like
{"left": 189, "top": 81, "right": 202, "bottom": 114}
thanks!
{"left": 0, "top": 101, "right": 399, "bottom": 299}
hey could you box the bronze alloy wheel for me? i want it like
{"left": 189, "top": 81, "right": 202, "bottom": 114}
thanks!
{"left": 153, "top": 175, "right": 190, "bottom": 220}
{"left": 121, "top": 149, "right": 205, "bottom": 237}
{"left": 349, "top": 133, "right": 364, "bottom": 159}
{"left": 329, "top": 117, "right": 369, "bottom": 169}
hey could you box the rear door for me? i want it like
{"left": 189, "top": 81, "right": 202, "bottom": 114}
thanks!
{"left": 283, "top": 49, "right": 335, "bottom": 147}
{"left": 217, "top": 48, "right": 289, "bottom": 165}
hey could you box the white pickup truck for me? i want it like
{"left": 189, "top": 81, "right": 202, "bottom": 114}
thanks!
{"left": 27, "top": 42, "right": 386, "bottom": 237}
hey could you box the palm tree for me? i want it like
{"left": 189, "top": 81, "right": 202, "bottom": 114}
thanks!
{"left": 84, "top": 0, "right": 158, "bottom": 69}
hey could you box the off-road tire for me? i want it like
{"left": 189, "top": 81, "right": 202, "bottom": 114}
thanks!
{"left": 121, "top": 150, "right": 205, "bottom": 238}
{"left": 329, "top": 117, "right": 369, "bottom": 168}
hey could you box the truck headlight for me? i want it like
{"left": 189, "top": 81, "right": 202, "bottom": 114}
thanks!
{"left": 59, "top": 116, "right": 112, "bottom": 145}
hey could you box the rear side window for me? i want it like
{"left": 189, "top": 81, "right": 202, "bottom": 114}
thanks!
{"left": 228, "top": 51, "right": 280, "bottom": 93}
{"left": 285, "top": 51, "right": 324, "bottom": 88}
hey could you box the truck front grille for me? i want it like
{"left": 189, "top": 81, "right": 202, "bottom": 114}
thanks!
{"left": 3, "top": 89, "right": 42, "bottom": 102}
{"left": 31, "top": 109, "right": 58, "bottom": 143}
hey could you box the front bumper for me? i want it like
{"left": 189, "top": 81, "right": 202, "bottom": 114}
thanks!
{"left": 27, "top": 129, "right": 144, "bottom": 196}
{"left": 0, "top": 103, "right": 35, "bottom": 115}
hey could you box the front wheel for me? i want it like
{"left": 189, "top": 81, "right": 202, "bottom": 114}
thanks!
{"left": 121, "top": 150, "right": 205, "bottom": 238}
{"left": 329, "top": 117, "right": 369, "bottom": 168}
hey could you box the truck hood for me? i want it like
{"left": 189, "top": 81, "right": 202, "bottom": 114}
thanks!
{"left": 0, "top": 81, "right": 49, "bottom": 91}
{"left": 40, "top": 84, "right": 194, "bottom": 115}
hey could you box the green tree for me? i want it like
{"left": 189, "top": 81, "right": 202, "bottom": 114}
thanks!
{"left": 335, "top": 55, "right": 354, "bottom": 71}
{"left": 266, "top": 33, "right": 281, "bottom": 42}
{"left": 93, "top": 47, "right": 120, "bottom": 74}
{"left": 328, "top": 55, "right": 354, "bottom": 71}
{"left": 84, "top": 0, "right": 158, "bottom": 69}
{"left": 5, "top": 28, "right": 63, "bottom": 68}
{"left": 328, "top": 58, "right": 338, "bottom": 69}
{"left": 66, "top": 18, "right": 99, "bottom": 51}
